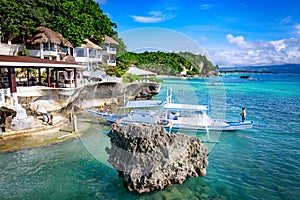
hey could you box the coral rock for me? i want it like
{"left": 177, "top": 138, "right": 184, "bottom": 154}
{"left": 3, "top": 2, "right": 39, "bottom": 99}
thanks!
{"left": 106, "top": 123, "right": 209, "bottom": 193}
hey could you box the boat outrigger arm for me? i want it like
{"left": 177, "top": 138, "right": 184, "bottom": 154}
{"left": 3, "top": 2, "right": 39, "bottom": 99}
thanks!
{"left": 125, "top": 100, "right": 164, "bottom": 108}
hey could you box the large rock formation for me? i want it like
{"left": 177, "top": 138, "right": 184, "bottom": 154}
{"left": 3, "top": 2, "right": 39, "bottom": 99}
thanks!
{"left": 28, "top": 81, "right": 161, "bottom": 113}
{"left": 106, "top": 123, "right": 209, "bottom": 193}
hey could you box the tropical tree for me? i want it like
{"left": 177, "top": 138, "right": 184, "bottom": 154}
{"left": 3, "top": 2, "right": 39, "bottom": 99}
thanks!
{"left": 52, "top": 0, "right": 117, "bottom": 46}
{"left": 0, "top": 0, "right": 117, "bottom": 46}
{"left": 0, "top": 0, "right": 36, "bottom": 43}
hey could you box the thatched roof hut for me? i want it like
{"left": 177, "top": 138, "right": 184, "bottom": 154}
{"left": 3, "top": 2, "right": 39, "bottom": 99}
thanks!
{"left": 80, "top": 39, "right": 102, "bottom": 49}
{"left": 104, "top": 35, "right": 119, "bottom": 45}
{"left": 28, "top": 27, "right": 73, "bottom": 47}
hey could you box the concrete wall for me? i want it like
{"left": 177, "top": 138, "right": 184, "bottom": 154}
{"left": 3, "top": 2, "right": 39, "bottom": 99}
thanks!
{"left": 0, "top": 43, "right": 24, "bottom": 55}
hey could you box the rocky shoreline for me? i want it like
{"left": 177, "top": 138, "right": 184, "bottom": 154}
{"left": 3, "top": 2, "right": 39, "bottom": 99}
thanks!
{"left": 0, "top": 82, "right": 161, "bottom": 152}
{"left": 106, "top": 123, "right": 209, "bottom": 193}
{"left": 29, "top": 81, "right": 161, "bottom": 113}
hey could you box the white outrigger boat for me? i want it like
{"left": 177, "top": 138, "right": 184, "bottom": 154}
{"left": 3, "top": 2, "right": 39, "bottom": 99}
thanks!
{"left": 88, "top": 90, "right": 254, "bottom": 132}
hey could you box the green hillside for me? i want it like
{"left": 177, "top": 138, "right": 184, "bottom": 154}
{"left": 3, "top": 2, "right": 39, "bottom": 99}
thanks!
{"left": 117, "top": 51, "right": 219, "bottom": 76}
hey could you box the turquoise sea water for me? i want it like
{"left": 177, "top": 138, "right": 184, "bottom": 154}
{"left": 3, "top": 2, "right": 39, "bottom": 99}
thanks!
{"left": 1, "top": 72, "right": 300, "bottom": 199}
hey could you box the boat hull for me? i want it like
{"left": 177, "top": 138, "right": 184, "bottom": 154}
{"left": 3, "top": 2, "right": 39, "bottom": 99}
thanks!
{"left": 163, "top": 121, "right": 254, "bottom": 131}
{"left": 88, "top": 110, "right": 254, "bottom": 131}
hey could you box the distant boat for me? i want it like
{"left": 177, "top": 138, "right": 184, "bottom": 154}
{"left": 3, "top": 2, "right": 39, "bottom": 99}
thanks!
{"left": 248, "top": 77, "right": 258, "bottom": 81}
{"left": 240, "top": 75, "right": 250, "bottom": 79}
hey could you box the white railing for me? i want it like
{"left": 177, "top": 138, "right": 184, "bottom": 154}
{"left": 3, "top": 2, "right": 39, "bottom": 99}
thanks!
{"left": 75, "top": 56, "right": 102, "bottom": 63}
{"left": 28, "top": 50, "right": 41, "bottom": 57}
{"left": 75, "top": 48, "right": 88, "bottom": 57}
{"left": 102, "top": 46, "right": 117, "bottom": 54}
{"left": 107, "top": 60, "right": 116, "bottom": 66}
{"left": 28, "top": 49, "right": 58, "bottom": 57}
{"left": 43, "top": 50, "right": 58, "bottom": 57}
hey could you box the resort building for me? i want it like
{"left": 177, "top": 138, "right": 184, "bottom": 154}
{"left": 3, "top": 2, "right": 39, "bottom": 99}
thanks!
{"left": 0, "top": 43, "right": 23, "bottom": 57}
{"left": 73, "top": 36, "right": 119, "bottom": 71}
{"left": 0, "top": 55, "right": 84, "bottom": 110}
{"left": 74, "top": 39, "right": 102, "bottom": 71}
{"left": 0, "top": 27, "right": 86, "bottom": 90}
{"left": 101, "top": 35, "right": 119, "bottom": 67}
{"left": 0, "top": 26, "right": 121, "bottom": 90}
{"left": 26, "top": 27, "right": 73, "bottom": 61}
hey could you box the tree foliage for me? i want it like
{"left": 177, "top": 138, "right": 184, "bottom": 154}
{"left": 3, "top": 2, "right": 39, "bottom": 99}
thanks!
{"left": 117, "top": 51, "right": 218, "bottom": 76}
{"left": 0, "top": 0, "right": 117, "bottom": 46}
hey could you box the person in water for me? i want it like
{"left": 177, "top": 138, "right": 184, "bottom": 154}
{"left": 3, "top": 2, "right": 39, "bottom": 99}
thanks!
{"left": 240, "top": 107, "right": 246, "bottom": 122}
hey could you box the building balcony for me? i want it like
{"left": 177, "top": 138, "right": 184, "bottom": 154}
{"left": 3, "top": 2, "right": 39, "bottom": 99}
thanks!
{"left": 102, "top": 46, "right": 117, "bottom": 55}
{"left": 107, "top": 60, "right": 116, "bottom": 66}
{"left": 75, "top": 56, "right": 102, "bottom": 63}
{"left": 28, "top": 50, "right": 41, "bottom": 57}
{"left": 28, "top": 49, "right": 58, "bottom": 58}
{"left": 60, "top": 47, "right": 69, "bottom": 54}
{"left": 43, "top": 50, "right": 58, "bottom": 57}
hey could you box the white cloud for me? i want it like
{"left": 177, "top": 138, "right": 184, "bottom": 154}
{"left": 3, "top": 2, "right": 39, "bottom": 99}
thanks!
{"left": 279, "top": 16, "right": 292, "bottom": 24}
{"left": 149, "top": 11, "right": 162, "bottom": 17}
{"left": 200, "top": 4, "right": 216, "bottom": 10}
{"left": 270, "top": 39, "right": 285, "bottom": 52}
{"left": 95, "top": 0, "right": 106, "bottom": 5}
{"left": 214, "top": 28, "right": 300, "bottom": 66}
{"left": 226, "top": 34, "right": 256, "bottom": 49}
{"left": 199, "top": 36, "right": 207, "bottom": 43}
{"left": 166, "top": 7, "right": 179, "bottom": 11}
{"left": 212, "top": 37, "right": 300, "bottom": 66}
{"left": 295, "top": 24, "right": 300, "bottom": 35}
{"left": 131, "top": 11, "right": 175, "bottom": 23}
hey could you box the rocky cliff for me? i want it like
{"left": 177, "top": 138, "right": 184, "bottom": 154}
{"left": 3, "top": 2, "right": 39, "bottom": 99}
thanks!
{"left": 29, "top": 82, "right": 161, "bottom": 113}
{"left": 106, "top": 123, "right": 209, "bottom": 193}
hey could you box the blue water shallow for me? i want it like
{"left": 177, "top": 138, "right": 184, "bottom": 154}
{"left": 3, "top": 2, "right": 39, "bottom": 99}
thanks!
{"left": 1, "top": 72, "right": 300, "bottom": 199}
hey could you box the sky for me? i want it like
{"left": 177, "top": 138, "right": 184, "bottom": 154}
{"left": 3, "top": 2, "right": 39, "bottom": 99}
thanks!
{"left": 97, "top": 0, "right": 300, "bottom": 66}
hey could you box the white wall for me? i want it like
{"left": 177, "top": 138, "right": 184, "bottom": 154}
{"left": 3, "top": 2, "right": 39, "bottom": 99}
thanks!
{"left": 0, "top": 43, "right": 24, "bottom": 56}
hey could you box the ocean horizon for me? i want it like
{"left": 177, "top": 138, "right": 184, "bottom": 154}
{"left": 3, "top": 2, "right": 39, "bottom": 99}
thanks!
{"left": 219, "top": 64, "right": 300, "bottom": 74}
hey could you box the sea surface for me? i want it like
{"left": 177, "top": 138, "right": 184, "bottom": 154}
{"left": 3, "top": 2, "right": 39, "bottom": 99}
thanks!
{"left": 1, "top": 68, "right": 300, "bottom": 199}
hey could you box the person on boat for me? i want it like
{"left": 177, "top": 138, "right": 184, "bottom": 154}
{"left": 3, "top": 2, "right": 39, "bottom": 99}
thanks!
{"left": 240, "top": 107, "right": 246, "bottom": 122}
{"left": 174, "top": 111, "right": 180, "bottom": 120}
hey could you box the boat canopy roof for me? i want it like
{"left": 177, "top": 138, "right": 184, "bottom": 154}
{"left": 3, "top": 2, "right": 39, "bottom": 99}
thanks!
{"left": 163, "top": 103, "right": 208, "bottom": 111}
{"left": 126, "top": 100, "right": 163, "bottom": 108}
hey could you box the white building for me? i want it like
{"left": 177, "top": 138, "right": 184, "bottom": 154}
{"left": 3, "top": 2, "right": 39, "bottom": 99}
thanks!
{"left": 74, "top": 36, "right": 119, "bottom": 71}
{"left": 26, "top": 27, "right": 73, "bottom": 61}
{"left": 101, "top": 35, "right": 119, "bottom": 67}
{"left": 74, "top": 39, "right": 102, "bottom": 71}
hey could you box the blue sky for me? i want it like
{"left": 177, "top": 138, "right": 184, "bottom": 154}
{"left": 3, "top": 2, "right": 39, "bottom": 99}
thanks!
{"left": 97, "top": 0, "right": 300, "bottom": 66}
